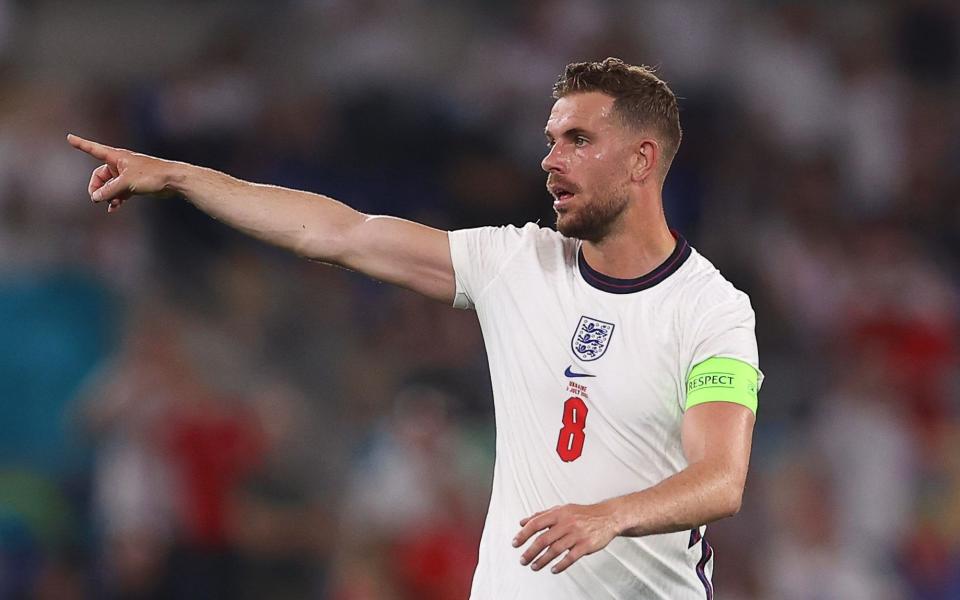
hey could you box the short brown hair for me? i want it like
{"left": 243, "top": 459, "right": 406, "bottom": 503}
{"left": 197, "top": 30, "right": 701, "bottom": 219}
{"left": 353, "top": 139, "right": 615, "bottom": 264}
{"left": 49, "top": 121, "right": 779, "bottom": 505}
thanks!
{"left": 553, "top": 58, "right": 682, "bottom": 173}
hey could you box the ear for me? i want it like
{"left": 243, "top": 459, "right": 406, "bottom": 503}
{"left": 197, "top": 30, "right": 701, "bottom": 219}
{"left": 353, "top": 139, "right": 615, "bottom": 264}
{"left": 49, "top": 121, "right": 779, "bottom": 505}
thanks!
{"left": 630, "top": 138, "right": 660, "bottom": 184}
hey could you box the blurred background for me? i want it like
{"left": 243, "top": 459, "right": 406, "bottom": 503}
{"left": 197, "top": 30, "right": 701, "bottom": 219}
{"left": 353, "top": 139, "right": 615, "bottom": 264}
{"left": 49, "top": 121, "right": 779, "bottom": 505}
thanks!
{"left": 0, "top": 0, "right": 958, "bottom": 598}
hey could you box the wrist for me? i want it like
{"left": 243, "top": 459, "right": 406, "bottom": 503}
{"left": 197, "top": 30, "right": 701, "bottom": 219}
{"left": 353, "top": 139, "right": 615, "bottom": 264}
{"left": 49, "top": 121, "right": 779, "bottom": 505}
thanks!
{"left": 162, "top": 161, "right": 192, "bottom": 196}
{"left": 602, "top": 497, "right": 630, "bottom": 537}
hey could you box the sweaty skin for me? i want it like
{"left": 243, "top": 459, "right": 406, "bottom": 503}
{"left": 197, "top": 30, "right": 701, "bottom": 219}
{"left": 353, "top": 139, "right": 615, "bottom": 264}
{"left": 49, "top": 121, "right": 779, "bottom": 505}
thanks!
{"left": 543, "top": 93, "right": 676, "bottom": 278}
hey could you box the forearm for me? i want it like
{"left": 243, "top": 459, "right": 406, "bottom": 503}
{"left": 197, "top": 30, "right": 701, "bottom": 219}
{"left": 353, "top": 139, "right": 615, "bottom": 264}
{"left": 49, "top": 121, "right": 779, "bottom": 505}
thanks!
{"left": 512, "top": 457, "right": 746, "bottom": 574}
{"left": 167, "top": 162, "right": 364, "bottom": 262}
{"left": 69, "top": 134, "right": 456, "bottom": 302}
{"left": 605, "top": 459, "right": 744, "bottom": 538}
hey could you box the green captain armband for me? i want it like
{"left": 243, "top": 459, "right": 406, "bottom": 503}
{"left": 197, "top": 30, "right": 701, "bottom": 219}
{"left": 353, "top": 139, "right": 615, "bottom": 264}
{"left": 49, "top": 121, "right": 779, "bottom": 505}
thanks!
{"left": 685, "top": 357, "right": 759, "bottom": 414}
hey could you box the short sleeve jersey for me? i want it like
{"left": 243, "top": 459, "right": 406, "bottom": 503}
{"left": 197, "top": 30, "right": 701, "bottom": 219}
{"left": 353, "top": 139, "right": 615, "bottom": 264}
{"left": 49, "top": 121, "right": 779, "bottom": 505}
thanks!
{"left": 448, "top": 223, "right": 762, "bottom": 600}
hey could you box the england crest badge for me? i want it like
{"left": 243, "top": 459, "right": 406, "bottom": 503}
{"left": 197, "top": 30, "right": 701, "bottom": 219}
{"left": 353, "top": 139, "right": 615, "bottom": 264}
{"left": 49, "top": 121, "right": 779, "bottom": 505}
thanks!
{"left": 571, "top": 316, "right": 615, "bottom": 362}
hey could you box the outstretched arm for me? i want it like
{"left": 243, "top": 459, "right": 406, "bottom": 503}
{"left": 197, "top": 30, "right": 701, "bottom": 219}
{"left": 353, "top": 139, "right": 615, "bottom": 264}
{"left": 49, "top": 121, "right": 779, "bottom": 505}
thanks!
{"left": 514, "top": 402, "right": 755, "bottom": 573}
{"left": 67, "top": 134, "right": 456, "bottom": 304}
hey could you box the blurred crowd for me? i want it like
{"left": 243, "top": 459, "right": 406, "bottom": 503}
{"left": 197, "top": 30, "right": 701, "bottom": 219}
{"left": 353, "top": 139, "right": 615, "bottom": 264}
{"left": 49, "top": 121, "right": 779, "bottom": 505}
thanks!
{"left": 0, "top": 1, "right": 958, "bottom": 598}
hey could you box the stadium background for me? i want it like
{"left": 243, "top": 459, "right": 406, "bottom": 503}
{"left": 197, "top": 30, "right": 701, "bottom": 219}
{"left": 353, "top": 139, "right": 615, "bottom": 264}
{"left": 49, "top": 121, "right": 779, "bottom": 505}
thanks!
{"left": 1, "top": 1, "right": 958, "bottom": 598}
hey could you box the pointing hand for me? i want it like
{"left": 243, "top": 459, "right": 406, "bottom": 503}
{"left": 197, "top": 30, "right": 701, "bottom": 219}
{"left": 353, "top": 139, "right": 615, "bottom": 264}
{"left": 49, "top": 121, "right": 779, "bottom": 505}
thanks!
{"left": 66, "top": 134, "right": 177, "bottom": 213}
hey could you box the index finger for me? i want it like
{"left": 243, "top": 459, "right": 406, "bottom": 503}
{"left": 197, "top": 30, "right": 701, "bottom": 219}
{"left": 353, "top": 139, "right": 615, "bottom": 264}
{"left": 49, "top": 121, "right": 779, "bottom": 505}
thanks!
{"left": 519, "top": 509, "right": 547, "bottom": 527}
{"left": 66, "top": 133, "right": 115, "bottom": 161}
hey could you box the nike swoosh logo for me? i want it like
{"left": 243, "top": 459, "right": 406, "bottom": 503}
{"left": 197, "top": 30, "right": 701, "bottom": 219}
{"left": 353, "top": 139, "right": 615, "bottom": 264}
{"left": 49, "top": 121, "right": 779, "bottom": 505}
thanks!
{"left": 564, "top": 366, "right": 595, "bottom": 378}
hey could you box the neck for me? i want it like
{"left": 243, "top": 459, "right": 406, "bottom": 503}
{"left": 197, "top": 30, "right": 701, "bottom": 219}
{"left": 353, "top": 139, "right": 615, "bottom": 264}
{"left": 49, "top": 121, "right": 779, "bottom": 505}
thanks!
{"left": 580, "top": 193, "right": 676, "bottom": 279}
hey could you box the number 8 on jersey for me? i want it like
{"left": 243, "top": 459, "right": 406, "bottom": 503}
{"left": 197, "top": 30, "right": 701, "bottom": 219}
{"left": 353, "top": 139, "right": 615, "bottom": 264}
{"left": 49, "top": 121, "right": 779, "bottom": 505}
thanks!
{"left": 556, "top": 396, "right": 589, "bottom": 462}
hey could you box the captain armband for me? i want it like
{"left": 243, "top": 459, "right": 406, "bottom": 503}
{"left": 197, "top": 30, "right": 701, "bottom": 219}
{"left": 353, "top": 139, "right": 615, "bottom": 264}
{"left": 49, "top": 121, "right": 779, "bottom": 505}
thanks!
{"left": 685, "top": 357, "right": 759, "bottom": 414}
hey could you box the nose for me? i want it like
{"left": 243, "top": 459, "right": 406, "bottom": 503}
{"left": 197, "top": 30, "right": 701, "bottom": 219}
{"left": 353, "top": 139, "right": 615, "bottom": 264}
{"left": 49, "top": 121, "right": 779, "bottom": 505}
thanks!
{"left": 541, "top": 143, "right": 566, "bottom": 174}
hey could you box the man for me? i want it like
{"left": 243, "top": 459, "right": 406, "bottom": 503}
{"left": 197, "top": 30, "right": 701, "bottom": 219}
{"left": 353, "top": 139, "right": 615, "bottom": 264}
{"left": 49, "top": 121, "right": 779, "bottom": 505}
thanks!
{"left": 69, "top": 57, "right": 761, "bottom": 599}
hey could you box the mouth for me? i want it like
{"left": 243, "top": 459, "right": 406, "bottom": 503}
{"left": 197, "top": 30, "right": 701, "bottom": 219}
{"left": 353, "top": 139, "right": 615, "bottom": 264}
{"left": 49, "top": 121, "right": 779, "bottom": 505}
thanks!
{"left": 548, "top": 181, "right": 578, "bottom": 209}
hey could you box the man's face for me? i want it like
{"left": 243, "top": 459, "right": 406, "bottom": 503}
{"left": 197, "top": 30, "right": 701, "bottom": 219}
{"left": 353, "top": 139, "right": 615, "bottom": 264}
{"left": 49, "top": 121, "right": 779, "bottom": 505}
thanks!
{"left": 542, "top": 92, "right": 635, "bottom": 242}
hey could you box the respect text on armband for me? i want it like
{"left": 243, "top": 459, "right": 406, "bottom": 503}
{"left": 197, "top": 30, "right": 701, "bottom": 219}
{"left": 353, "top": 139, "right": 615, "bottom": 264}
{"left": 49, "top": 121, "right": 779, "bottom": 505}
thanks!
{"left": 686, "top": 372, "right": 736, "bottom": 393}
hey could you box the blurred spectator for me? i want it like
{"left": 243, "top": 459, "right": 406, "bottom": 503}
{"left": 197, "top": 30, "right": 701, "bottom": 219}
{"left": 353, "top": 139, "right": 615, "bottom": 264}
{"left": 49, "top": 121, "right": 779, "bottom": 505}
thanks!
{"left": 78, "top": 307, "right": 181, "bottom": 599}
{"left": 160, "top": 360, "right": 266, "bottom": 599}
{"left": 733, "top": 4, "right": 841, "bottom": 153}
{"left": 843, "top": 223, "right": 957, "bottom": 439}
{"left": 759, "top": 457, "right": 901, "bottom": 599}
{"left": 226, "top": 381, "right": 334, "bottom": 599}
{"left": 338, "top": 376, "right": 490, "bottom": 599}
{"left": 811, "top": 345, "right": 916, "bottom": 573}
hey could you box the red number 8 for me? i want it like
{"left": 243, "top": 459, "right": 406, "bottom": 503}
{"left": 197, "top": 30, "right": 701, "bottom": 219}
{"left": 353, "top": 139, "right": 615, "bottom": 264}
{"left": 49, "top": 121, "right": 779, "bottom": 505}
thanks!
{"left": 556, "top": 397, "right": 588, "bottom": 462}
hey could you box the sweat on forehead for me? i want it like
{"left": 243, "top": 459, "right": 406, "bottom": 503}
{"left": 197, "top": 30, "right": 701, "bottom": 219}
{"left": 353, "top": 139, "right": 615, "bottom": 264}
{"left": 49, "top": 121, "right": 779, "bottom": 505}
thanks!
{"left": 545, "top": 93, "right": 618, "bottom": 133}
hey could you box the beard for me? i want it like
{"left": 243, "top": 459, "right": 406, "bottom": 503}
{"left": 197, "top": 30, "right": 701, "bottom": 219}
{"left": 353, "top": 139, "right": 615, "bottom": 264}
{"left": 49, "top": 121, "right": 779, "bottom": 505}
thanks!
{"left": 555, "top": 185, "right": 630, "bottom": 242}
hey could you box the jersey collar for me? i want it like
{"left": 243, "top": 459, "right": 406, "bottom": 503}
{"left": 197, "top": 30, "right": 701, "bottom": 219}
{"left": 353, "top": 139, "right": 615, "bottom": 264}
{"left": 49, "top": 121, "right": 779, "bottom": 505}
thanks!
{"left": 577, "top": 231, "right": 692, "bottom": 294}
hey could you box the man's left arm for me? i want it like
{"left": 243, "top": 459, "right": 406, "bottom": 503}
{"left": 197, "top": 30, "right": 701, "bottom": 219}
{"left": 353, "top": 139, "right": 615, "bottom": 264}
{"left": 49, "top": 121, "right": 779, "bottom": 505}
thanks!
{"left": 513, "top": 402, "right": 755, "bottom": 574}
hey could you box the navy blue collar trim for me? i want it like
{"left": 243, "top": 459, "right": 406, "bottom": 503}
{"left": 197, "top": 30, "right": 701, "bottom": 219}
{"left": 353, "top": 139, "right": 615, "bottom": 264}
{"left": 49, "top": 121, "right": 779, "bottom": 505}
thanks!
{"left": 578, "top": 232, "right": 692, "bottom": 294}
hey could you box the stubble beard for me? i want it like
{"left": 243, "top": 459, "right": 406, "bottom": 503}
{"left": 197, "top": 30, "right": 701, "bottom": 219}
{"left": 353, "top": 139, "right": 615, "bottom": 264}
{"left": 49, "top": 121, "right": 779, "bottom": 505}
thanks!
{"left": 555, "top": 187, "right": 630, "bottom": 243}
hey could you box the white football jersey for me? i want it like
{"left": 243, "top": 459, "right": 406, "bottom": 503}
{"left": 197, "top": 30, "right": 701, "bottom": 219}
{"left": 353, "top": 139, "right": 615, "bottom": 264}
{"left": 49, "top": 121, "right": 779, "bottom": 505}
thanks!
{"left": 448, "top": 223, "right": 761, "bottom": 600}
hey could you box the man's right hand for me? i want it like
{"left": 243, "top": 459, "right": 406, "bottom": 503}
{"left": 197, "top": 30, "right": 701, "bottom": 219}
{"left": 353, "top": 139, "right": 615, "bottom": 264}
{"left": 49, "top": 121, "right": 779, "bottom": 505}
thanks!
{"left": 67, "top": 133, "right": 180, "bottom": 213}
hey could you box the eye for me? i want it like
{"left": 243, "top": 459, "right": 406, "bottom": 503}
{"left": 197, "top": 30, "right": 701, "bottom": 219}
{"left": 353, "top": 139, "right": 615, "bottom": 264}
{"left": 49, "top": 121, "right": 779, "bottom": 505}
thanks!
{"left": 574, "top": 136, "right": 588, "bottom": 147}
{"left": 545, "top": 138, "right": 555, "bottom": 148}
